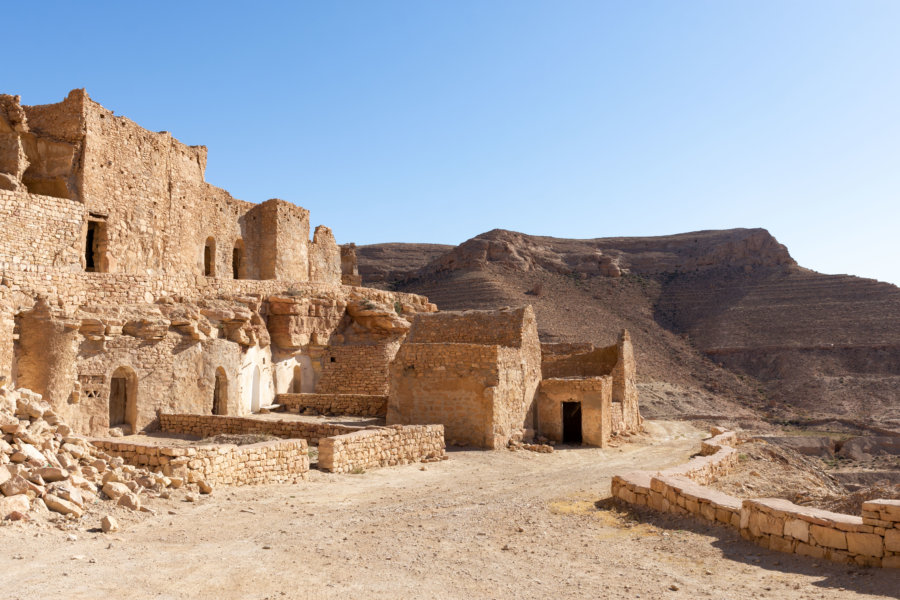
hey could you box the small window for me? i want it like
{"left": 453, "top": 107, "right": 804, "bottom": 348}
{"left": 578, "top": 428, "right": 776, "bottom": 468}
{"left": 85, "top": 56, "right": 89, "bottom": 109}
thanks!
{"left": 330, "top": 356, "right": 336, "bottom": 363}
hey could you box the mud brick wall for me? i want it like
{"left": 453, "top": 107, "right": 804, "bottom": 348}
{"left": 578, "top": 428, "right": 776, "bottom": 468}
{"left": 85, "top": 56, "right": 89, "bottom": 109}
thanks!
{"left": 315, "top": 343, "right": 399, "bottom": 395}
{"left": 318, "top": 424, "right": 445, "bottom": 474}
{"left": 277, "top": 393, "right": 388, "bottom": 417}
{"left": 610, "top": 431, "right": 900, "bottom": 568}
{"left": 92, "top": 438, "right": 309, "bottom": 486}
{"left": 159, "top": 413, "right": 361, "bottom": 446}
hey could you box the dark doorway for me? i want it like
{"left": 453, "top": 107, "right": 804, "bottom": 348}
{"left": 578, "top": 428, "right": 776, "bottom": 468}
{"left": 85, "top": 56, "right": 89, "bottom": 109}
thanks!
{"left": 204, "top": 237, "right": 216, "bottom": 277}
{"left": 292, "top": 365, "right": 302, "bottom": 393}
{"left": 109, "top": 376, "right": 127, "bottom": 426}
{"left": 562, "top": 401, "right": 582, "bottom": 444}
{"left": 85, "top": 219, "right": 108, "bottom": 273}
{"left": 232, "top": 240, "right": 245, "bottom": 279}
{"left": 212, "top": 368, "right": 227, "bottom": 415}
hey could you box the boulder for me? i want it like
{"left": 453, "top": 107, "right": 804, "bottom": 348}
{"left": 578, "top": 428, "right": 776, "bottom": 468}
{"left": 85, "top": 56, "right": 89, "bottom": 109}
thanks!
{"left": 102, "top": 481, "right": 130, "bottom": 501}
{"left": 44, "top": 493, "right": 83, "bottom": 517}
{"left": 101, "top": 514, "right": 119, "bottom": 533}
{"left": 117, "top": 492, "right": 141, "bottom": 511}
{"left": 0, "top": 494, "right": 29, "bottom": 519}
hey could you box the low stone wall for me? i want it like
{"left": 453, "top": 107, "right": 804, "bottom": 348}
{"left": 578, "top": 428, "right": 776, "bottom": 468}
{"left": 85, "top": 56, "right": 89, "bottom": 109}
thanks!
{"left": 318, "top": 425, "right": 445, "bottom": 474}
{"left": 277, "top": 393, "right": 388, "bottom": 418}
{"left": 610, "top": 430, "right": 900, "bottom": 568}
{"left": 159, "top": 413, "right": 361, "bottom": 446}
{"left": 92, "top": 438, "right": 309, "bottom": 486}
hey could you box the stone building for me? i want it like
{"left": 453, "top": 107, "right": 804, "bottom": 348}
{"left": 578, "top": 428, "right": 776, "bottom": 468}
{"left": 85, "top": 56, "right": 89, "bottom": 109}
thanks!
{"left": 386, "top": 307, "right": 641, "bottom": 448}
{"left": 0, "top": 89, "right": 435, "bottom": 436}
{"left": 537, "top": 331, "right": 642, "bottom": 447}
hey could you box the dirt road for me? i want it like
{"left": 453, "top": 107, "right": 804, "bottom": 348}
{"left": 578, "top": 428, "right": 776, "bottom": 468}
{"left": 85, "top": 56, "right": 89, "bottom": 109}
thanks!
{"left": 1, "top": 421, "right": 896, "bottom": 599}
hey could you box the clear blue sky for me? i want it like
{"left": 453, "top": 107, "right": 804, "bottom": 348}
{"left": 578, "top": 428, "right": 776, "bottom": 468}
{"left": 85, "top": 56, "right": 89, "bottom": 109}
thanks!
{"left": 6, "top": 1, "right": 899, "bottom": 285}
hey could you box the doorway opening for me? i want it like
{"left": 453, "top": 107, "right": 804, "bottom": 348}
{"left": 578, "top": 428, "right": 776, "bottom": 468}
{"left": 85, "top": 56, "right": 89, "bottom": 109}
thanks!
{"left": 292, "top": 365, "right": 302, "bottom": 393}
{"left": 204, "top": 237, "right": 216, "bottom": 276}
{"left": 213, "top": 368, "right": 227, "bottom": 415}
{"left": 109, "top": 366, "right": 137, "bottom": 432}
{"left": 232, "top": 240, "right": 245, "bottom": 279}
{"left": 85, "top": 219, "right": 109, "bottom": 272}
{"left": 562, "top": 401, "right": 582, "bottom": 444}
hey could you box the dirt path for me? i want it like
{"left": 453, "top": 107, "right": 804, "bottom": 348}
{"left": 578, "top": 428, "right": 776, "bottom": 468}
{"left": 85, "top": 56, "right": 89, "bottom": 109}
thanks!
{"left": 1, "top": 421, "right": 897, "bottom": 599}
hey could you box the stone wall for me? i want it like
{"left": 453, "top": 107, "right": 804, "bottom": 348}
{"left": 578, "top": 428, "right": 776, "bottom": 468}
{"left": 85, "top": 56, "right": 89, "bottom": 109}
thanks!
{"left": 0, "top": 189, "right": 84, "bottom": 272}
{"left": 159, "top": 413, "right": 361, "bottom": 446}
{"left": 404, "top": 307, "right": 532, "bottom": 347}
{"left": 315, "top": 342, "right": 400, "bottom": 396}
{"left": 92, "top": 438, "right": 309, "bottom": 486}
{"left": 277, "top": 393, "right": 388, "bottom": 417}
{"left": 318, "top": 424, "right": 445, "bottom": 474}
{"left": 610, "top": 431, "right": 900, "bottom": 568}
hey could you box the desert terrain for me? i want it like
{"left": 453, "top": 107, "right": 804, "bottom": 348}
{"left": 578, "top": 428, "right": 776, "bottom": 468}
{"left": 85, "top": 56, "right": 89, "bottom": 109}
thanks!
{"left": 2, "top": 420, "right": 897, "bottom": 600}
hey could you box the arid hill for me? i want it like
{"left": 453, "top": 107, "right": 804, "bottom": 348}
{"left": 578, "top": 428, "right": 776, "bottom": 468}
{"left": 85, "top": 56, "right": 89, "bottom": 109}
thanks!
{"left": 358, "top": 228, "right": 900, "bottom": 430}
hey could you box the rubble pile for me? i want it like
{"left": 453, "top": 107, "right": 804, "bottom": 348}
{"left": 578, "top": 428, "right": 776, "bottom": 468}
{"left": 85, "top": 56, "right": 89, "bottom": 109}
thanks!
{"left": 0, "top": 386, "right": 183, "bottom": 526}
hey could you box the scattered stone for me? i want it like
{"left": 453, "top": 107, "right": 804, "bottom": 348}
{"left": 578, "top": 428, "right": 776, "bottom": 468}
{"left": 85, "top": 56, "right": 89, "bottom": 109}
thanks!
{"left": 101, "top": 515, "right": 119, "bottom": 533}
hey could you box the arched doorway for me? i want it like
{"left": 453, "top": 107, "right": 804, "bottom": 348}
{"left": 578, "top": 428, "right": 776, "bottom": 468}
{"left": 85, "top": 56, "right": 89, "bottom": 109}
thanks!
{"left": 109, "top": 366, "right": 137, "bottom": 433}
{"left": 292, "top": 365, "right": 302, "bottom": 393}
{"left": 212, "top": 368, "right": 227, "bottom": 415}
{"left": 250, "top": 365, "right": 261, "bottom": 412}
{"left": 204, "top": 237, "right": 216, "bottom": 277}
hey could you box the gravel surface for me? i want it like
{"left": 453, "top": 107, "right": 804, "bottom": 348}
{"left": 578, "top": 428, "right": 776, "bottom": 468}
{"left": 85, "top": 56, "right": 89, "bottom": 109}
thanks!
{"left": 1, "top": 421, "right": 896, "bottom": 599}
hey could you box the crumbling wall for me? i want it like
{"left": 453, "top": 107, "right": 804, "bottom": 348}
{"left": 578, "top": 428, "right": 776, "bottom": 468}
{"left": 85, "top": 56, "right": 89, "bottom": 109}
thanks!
{"left": 611, "top": 330, "right": 641, "bottom": 433}
{"left": 0, "top": 95, "right": 29, "bottom": 191}
{"left": 540, "top": 343, "right": 618, "bottom": 378}
{"left": 340, "top": 243, "right": 362, "bottom": 286}
{"left": 308, "top": 225, "right": 341, "bottom": 285}
{"left": 243, "top": 199, "right": 310, "bottom": 281}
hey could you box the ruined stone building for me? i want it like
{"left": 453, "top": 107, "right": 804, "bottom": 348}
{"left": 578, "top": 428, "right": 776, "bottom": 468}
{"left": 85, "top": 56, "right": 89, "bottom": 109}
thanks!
{"left": 387, "top": 307, "right": 642, "bottom": 448}
{"left": 0, "top": 89, "right": 639, "bottom": 448}
{"left": 0, "top": 89, "right": 434, "bottom": 436}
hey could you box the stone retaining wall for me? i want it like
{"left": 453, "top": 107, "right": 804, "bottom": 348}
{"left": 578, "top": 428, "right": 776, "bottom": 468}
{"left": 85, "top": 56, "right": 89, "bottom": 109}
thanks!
{"left": 159, "top": 413, "right": 361, "bottom": 446}
{"left": 610, "top": 430, "right": 900, "bottom": 568}
{"left": 277, "top": 393, "right": 388, "bottom": 418}
{"left": 92, "top": 438, "right": 309, "bottom": 486}
{"left": 318, "top": 424, "right": 445, "bottom": 474}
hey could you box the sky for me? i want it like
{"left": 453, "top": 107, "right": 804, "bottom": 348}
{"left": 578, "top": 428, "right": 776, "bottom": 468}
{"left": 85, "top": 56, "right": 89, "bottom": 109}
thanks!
{"left": 4, "top": 1, "right": 899, "bottom": 285}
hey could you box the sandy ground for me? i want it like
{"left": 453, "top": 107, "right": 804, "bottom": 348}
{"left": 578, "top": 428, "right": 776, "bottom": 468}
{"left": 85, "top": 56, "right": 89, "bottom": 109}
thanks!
{"left": 1, "top": 421, "right": 897, "bottom": 600}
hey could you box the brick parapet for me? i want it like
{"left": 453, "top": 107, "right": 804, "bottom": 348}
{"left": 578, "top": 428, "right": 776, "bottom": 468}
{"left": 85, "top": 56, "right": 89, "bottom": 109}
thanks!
{"left": 318, "top": 424, "right": 445, "bottom": 474}
{"left": 277, "top": 393, "right": 387, "bottom": 418}
{"left": 159, "top": 413, "right": 361, "bottom": 446}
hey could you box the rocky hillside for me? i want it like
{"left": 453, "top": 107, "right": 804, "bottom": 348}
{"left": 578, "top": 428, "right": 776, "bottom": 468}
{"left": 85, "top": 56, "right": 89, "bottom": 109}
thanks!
{"left": 358, "top": 228, "right": 900, "bottom": 430}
